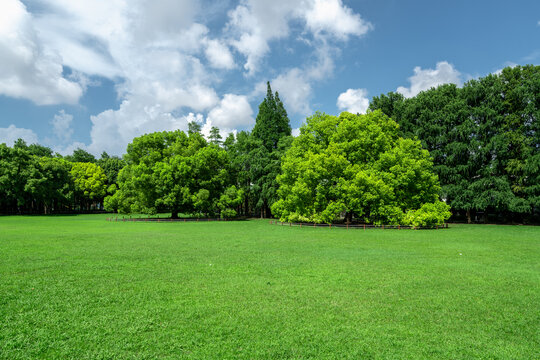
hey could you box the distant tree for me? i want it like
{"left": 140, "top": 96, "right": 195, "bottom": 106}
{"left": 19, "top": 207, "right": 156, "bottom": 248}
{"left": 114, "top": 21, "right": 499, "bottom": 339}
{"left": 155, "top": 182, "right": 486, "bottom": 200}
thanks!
{"left": 70, "top": 162, "right": 107, "bottom": 209}
{"left": 65, "top": 148, "right": 96, "bottom": 163}
{"left": 26, "top": 157, "right": 71, "bottom": 214}
{"left": 0, "top": 141, "right": 32, "bottom": 213}
{"left": 97, "top": 152, "right": 126, "bottom": 186}
{"left": 188, "top": 121, "right": 202, "bottom": 135}
{"left": 252, "top": 82, "right": 291, "bottom": 151}
{"left": 28, "top": 144, "right": 54, "bottom": 157}
{"left": 209, "top": 126, "right": 223, "bottom": 146}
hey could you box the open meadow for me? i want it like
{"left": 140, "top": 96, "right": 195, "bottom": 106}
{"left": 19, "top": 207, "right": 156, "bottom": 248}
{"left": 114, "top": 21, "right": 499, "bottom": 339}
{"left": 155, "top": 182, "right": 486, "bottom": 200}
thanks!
{"left": 1, "top": 215, "right": 539, "bottom": 359}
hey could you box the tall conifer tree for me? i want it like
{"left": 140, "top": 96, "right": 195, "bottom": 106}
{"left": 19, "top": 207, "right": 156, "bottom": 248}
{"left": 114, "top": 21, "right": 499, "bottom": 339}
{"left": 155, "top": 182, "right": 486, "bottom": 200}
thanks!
{"left": 250, "top": 82, "right": 292, "bottom": 217}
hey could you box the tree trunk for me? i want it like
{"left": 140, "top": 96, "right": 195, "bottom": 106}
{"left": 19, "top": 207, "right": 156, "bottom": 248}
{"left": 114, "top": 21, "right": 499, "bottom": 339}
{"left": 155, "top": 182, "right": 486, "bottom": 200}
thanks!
{"left": 466, "top": 209, "right": 471, "bottom": 224}
{"left": 171, "top": 210, "right": 179, "bottom": 219}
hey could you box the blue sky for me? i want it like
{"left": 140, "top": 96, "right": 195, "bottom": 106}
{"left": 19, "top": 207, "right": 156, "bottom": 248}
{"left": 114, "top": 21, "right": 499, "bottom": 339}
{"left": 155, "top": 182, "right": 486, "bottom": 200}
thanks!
{"left": 0, "top": 0, "right": 539, "bottom": 155}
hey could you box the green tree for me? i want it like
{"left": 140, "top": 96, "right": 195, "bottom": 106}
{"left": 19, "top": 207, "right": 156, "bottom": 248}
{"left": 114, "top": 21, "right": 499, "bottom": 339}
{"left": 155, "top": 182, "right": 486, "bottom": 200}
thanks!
{"left": 70, "top": 162, "right": 107, "bottom": 210}
{"left": 272, "top": 111, "right": 449, "bottom": 226}
{"left": 65, "top": 148, "right": 96, "bottom": 163}
{"left": 108, "top": 130, "right": 233, "bottom": 218}
{"left": 250, "top": 82, "right": 292, "bottom": 217}
{"left": 26, "top": 157, "right": 71, "bottom": 214}
{"left": 209, "top": 126, "right": 223, "bottom": 146}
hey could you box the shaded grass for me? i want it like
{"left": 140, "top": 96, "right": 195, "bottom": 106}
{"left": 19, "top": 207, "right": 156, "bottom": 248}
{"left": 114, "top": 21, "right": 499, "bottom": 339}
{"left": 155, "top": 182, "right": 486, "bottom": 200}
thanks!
{"left": 1, "top": 215, "right": 539, "bottom": 359}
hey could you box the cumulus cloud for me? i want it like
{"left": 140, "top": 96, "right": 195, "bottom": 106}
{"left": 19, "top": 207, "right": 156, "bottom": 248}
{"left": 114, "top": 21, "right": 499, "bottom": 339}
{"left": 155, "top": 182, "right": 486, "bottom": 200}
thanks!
{"left": 227, "top": 0, "right": 371, "bottom": 74}
{"left": 397, "top": 61, "right": 462, "bottom": 98}
{"left": 272, "top": 69, "right": 313, "bottom": 115}
{"left": 337, "top": 88, "right": 369, "bottom": 114}
{"left": 304, "top": 0, "right": 373, "bottom": 40}
{"left": 0, "top": 125, "right": 39, "bottom": 146}
{"left": 87, "top": 98, "right": 199, "bottom": 155}
{"left": 0, "top": 0, "right": 83, "bottom": 105}
{"left": 207, "top": 94, "right": 254, "bottom": 129}
{"left": 205, "top": 39, "right": 235, "bottom": 69}
{"left": 51, "top": 110, "right": 74, "bottom": 142}
{"left": 1, "top": 0, "right": 373, "bottom": 155}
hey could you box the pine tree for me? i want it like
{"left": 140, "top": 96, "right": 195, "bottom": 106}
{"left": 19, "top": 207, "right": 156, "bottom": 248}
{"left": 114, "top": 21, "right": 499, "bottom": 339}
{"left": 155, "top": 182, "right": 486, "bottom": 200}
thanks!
{"left": 209, "top": 126, "right": 222, "bottom": 146}
{"left": 250, "top": 82, "right": 292, "bottom": 217}
{"left": 252, "top": 82, "right": 291, "bottom": 151}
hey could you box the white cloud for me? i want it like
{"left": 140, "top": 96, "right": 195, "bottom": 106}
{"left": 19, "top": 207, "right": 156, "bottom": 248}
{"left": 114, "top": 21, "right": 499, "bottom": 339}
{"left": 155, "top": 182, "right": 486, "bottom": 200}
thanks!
{"left": 87, "top": 98, "right": 198, "bottom": 156}
{"left": 397, "top": 61, "right": 462, "bottom": 98}
{"left": 304, "top": 0, "right": 373, "bottom": 40}
{"left": 0, "top": 125, "right": 39, "bottom": 146}
{"left": 0, "top": 0, "right": 83, "bottom": 105}
{"left": 291, "top": 128, "right": 301, "bottom": 137}
{"left": 226, "top": 0, "right": 371, "bottom": 74}
{"left": 51, "top": 110, "right": 74, "bottom": 142}
{"left": 206, "top": 94, "right": 254, "bottom": 129}
{"left": 337, "top": 88, "right": 369, "bottom": 114}
{"left": 272, "top": 69, "right": 313, "bottom": 115}
{"left": 205, "top": 39, "right": 235, "bottom": 70}
{"left": 1, "top": 0, "right": 373, "bottom": 155}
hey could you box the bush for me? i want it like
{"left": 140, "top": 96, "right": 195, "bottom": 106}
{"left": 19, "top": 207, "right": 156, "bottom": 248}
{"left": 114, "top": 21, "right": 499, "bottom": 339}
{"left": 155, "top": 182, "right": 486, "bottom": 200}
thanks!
{"left": 403, "top": 201, "right": 451, "bottom": 228}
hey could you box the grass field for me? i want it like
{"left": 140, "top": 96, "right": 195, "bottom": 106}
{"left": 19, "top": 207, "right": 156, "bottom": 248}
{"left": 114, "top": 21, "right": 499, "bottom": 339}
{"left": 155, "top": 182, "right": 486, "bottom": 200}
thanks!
{"left": 1, "top": 215, "right": 539, "bottom": 359}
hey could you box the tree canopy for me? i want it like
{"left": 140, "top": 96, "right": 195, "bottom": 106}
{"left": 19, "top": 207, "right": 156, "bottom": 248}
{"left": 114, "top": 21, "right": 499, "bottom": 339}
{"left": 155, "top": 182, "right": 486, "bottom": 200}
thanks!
{"left": 272, "top": 111, "right": 450, "bottom": 226}
{"left": 370, "top": 64, "right": 540, "bottom": 223}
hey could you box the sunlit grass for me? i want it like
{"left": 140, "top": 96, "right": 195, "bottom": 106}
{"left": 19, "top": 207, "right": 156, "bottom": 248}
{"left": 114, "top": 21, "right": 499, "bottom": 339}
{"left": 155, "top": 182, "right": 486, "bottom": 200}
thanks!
{"left": 1, "top": 215, "right": 538, "bottom": 359}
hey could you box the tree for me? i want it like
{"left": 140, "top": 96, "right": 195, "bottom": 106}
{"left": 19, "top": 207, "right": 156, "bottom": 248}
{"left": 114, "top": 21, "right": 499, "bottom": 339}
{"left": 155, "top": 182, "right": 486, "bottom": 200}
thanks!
{"left": 107, "top": 130, "right": 233, "bottom": 218}
{"left": 272, "top": 111, "right": 450, "bottom": 226}
{"left": 250, "top": 82, "right": 292, "bottom": 217}
{"left": 70, "top": 162, "right": 107, "bottom": 210}
{"left": 97, "top": 152, "right": 126, "bottom": 186}
{"left": 209, "top": 126, "right": 222, "bottom": 146}
{"left": 252, "top": 82, "right": 291, "bottom": 151}
{"left": 26, "top": 157, "right": 71, "bottom": 214}
{"left": 65, "top": 148, "right": 96, "bottom": 163}
{"left": 0, "top": 141, "right": 33, "bottom": 213}
{"left": 370, "top": 65, "right": 540, "bottom": 223}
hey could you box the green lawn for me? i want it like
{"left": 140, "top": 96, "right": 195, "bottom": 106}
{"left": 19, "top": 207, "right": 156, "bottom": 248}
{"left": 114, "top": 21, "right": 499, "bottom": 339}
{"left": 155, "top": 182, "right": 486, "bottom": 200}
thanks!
{"left": 1, "top": 215, "right": 538, "bottom": 359}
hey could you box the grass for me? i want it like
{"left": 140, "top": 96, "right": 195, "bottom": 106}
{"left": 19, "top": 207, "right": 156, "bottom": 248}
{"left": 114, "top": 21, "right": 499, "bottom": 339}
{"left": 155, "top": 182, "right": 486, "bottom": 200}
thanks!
{"left": 1, "top": 215, "right": 539, "bottom": 359}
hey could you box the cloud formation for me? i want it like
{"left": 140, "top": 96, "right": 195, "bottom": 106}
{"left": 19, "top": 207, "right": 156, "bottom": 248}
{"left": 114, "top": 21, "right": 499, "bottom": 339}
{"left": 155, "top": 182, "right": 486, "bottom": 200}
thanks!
{"left": 0, "top": 0, "right": 82, "bottom": 105}
{"left": 337, "top": 88, "right": 369, "bottom": 114}
{"left": 397, "top": 61, "right": 461, "bottom": 98}
{"left": 1, "top": 0, "right": 372, "bottom": 155}
{"left": 0, "top": 125, "right": 38, "bottom": 146}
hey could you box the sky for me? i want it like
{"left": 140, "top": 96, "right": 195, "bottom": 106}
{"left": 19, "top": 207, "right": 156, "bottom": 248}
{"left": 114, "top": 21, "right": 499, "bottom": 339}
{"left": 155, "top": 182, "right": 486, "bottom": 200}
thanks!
{"left": 0, "top": 0, "right": 539, "bottom": 156}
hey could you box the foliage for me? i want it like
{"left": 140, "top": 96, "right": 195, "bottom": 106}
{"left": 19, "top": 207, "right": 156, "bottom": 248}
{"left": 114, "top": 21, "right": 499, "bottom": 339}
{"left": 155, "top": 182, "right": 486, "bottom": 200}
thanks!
{"left": 70, "top": 162, "right": 108, "bottom": 203}
{"left": 403, "top": 201, "right": 452, "bottom": 228}
{"left": 217, "top": 185, "right": 244, "bottom": 218}
{"left": 109, "top": 130, "right": 234, "bottom": 218}
{"left": 249, "top": 82, "right": 292, "bottom": 217}
{"left": 370, "top": 65, "right": 540, "bottom": 223}
{"left": 65, "top": 148, "right": 97, "bottom": 163}
{"left": 272, "top": 111, "right": 448, "bottom": 224}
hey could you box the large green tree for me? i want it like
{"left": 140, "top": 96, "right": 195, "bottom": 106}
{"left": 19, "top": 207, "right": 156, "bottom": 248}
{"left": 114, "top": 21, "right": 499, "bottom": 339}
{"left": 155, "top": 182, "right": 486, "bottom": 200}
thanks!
{"left": 107, "top": 130, "right": 239, "bottom": 218}
{"left": 370, "top": 65, "right": 540, "bottom": 223}
{"left": 272, "top": 111, "right": 450, "bottom": 226}
{"left": 250, "top": 82, "right": 292, "bottom": 217}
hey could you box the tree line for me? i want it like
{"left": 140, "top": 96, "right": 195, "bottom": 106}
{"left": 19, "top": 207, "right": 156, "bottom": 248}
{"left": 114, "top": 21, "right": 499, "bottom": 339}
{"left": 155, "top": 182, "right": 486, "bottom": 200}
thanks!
{"left": 0, "top": 142, "right": 124, "bottom": 214}
{"left": 370, "top": 65, "right": 539, "bottom": 223}
{"left": 1, "top": 66, "right": 538, "bottom": 224}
